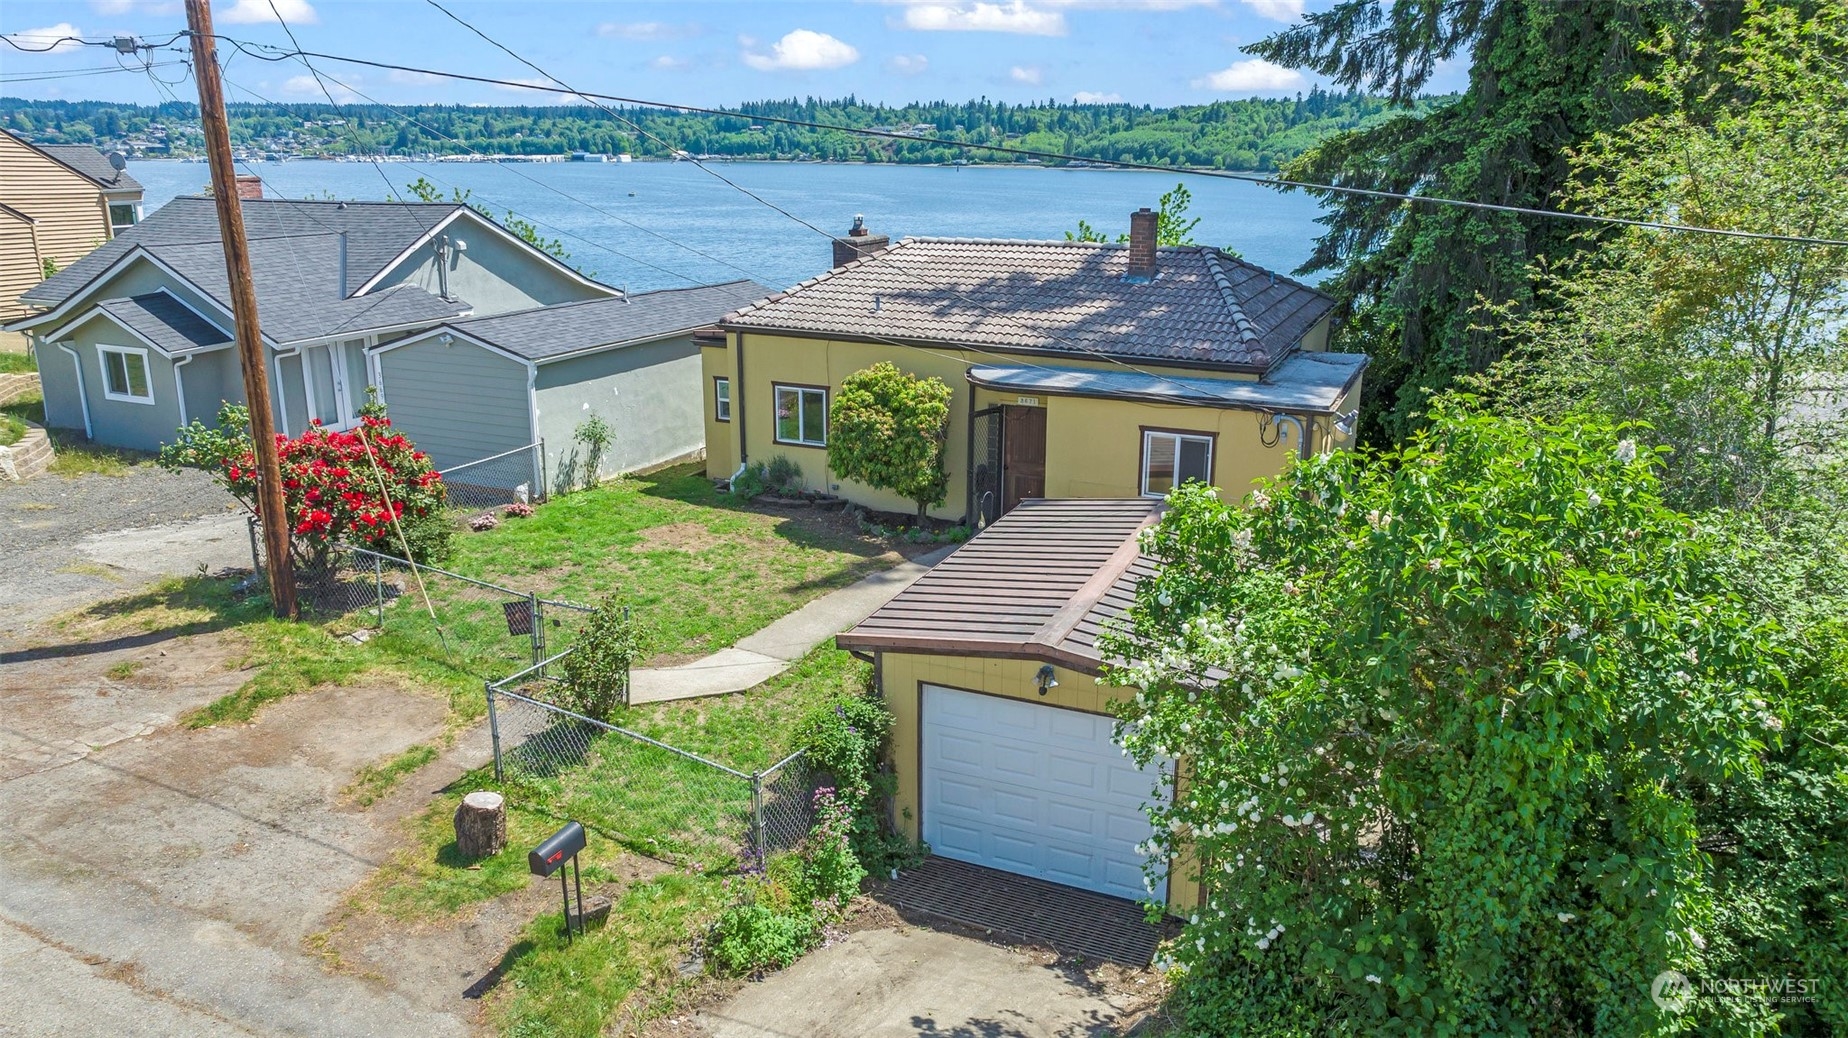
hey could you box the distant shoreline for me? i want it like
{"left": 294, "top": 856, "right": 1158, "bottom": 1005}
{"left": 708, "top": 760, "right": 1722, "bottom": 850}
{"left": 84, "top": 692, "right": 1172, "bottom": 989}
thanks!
{"left": 132, "top": 155, "right": 1271, "bottom": 176}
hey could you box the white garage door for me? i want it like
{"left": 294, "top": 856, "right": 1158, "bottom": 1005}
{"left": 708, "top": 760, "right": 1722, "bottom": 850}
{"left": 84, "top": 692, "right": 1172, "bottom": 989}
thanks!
{"left": 921, "top": 684, "right": 1166, "bottom": 901}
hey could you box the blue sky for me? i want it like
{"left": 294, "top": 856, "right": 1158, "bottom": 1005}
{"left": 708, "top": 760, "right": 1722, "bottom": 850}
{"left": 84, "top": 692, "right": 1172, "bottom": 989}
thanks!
{"left": 1, "top": 1, "right": 1464, "bottom": 110}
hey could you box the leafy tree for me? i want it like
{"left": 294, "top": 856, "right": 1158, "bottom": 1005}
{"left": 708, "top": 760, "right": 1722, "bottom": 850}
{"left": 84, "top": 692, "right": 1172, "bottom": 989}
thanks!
{"left": 826, "top": 362, "right": 953, "bottom": 523}
{"left": 401, "top": 177, "right": 573, "bottom": 268}
{"left": 1470, "top": 1, "right": 1848, "bottom": 514}
{"left": 160, "top": 403, "right": 452, "bottom": 571}
{"left": 559, "top": 595, "right": 643, "bottom": 721}
{"left": 1102, "top": 404, "right": 1799, "bottom": 1035}
{"left": 1247, "top": 0, "right": 1744, "bottom": 445}
{"left": 1068, "top": 181, "right": 1203, "bottom": 246}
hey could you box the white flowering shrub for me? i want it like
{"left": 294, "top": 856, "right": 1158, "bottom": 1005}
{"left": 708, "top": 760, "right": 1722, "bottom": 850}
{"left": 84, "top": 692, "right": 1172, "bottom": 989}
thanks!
{"left": 1102, "top": 405, "right": 1794, "bottom": 1035}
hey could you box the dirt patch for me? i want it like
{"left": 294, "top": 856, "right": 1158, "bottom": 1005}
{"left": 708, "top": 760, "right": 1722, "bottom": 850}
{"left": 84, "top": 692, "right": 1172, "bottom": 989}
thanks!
{"left": 638, "top": 522, "right": 727, "bottom": 553}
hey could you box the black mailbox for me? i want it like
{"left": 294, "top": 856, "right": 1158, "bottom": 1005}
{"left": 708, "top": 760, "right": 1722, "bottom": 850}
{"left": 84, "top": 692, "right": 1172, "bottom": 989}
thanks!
{"left": 529, "top": 821, "right": 586, "bottom": 878}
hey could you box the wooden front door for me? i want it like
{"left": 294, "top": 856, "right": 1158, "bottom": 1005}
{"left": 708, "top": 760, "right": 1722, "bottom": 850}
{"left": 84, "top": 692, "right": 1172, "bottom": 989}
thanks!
{"left": 1001, "top": 405, "right": 1046, "bottom": 513}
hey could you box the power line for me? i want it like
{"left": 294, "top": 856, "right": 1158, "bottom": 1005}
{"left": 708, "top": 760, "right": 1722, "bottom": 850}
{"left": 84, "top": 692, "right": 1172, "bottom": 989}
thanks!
{"left": 179, "top": 32, "right": 1848, "bottom": 250}
{"left": 416, "top": 1, "right": 1237, "bottom": 401}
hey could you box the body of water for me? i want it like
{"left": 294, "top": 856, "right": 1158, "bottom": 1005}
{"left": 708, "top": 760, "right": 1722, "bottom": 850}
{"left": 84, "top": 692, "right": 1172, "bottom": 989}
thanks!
{"left": 128, "top": 159, "right": 1328, "bottom": 294}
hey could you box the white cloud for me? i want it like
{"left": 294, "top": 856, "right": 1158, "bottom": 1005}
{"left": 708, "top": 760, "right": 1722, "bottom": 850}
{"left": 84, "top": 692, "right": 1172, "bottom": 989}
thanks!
{"left": 219, "top": 0, "right": 317, "bottom": 25}
{"left": 1010, "top": 65, "right": 1042, "bottom": 85}
{"left": 281, "top": 73, "right": 356, "bottom": 103}
{"left": 1240, "top": 0, "right": 1305, "bottom": 23}
{"left": 1073, "top": 90, "right": 1123, "bottom": 103}
{"left": 742, "top": 29, "right": 860, "bottom": 71}
{"left": 597, "top": 21, "right": 699, "bottom": 41}
{"left": 7, "top": 23, "right": 85, "bottom": 53}
{"left": 491, "top": 76, "right": 590, "bottom": 104}
{"left": 887, "top": 53, "right": 930, "bottom": 75}
{"left": 651, "top": 55, "right": 692, "bottom": 71}
{"left": 897, "top": 2, "right": 1067, "bottom": 36}
{"left": 1192, "top": 58, "right": 1304, "bottom": 93}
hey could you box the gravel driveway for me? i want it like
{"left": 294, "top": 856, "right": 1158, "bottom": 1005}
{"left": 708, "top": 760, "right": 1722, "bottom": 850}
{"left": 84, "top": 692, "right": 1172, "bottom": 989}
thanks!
{"left": 0, "top": 466, "right": 248, "bottom": 645}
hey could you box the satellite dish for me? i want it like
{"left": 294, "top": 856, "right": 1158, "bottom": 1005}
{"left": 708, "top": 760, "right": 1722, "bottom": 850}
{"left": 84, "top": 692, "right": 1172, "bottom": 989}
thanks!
{"left": 107, "top": 152, "right": 128, "bottom": 172}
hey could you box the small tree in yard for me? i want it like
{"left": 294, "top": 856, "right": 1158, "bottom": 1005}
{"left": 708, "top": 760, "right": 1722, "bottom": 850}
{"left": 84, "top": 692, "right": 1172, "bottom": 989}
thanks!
{"left": 1104, "top": 404, "right": 1812, "bottom": 1036}
{"left": 161, "top": 403, "right": 452, "bottom": 572}
{"left": 827, "top": 362, "right": 952, "bottom": 523}
{"left": 560, "top": 596, "right": 643, "bottom": 722}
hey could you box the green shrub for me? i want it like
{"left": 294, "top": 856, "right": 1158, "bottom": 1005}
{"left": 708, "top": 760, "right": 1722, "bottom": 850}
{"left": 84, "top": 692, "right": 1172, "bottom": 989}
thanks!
{"left": 730, "top": 462, "right": 768, "bottom": 499}
{"left": 573, "top": 414, "right": 614, "bottom": 490}
{"left": 559, "top": 597, "right": 643, "bottom": 721}
{"left": 795, "top": 694, "right": 890, "bottom": 806}
{"left": 802, "top": 788, "right": 866, "bottom": 908}
{"left": 764, "top": 455, "right": 804, "bottom": 494}
{"left": 707, "top": 896, "right": 816, "bottom": 974}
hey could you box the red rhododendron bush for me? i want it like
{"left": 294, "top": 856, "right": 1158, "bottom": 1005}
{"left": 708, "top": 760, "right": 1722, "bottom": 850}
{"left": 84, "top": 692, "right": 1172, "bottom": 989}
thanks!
{"left": 161, "top": 403, "right": 453, "bottom": 570}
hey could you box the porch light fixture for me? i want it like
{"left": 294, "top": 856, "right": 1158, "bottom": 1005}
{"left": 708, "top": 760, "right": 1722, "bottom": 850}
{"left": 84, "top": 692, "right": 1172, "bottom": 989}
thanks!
{"left": 1035, "top": 664, "right": 1058, "bottom": 696}
{"left": 1334, "top": 409, "right": 1359, "bottom": 438}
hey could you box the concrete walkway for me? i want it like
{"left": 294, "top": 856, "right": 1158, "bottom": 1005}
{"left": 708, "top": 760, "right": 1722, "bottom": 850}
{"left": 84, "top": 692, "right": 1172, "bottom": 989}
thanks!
{"left": 629, "top": 545, "right": 956, "bottom": 704}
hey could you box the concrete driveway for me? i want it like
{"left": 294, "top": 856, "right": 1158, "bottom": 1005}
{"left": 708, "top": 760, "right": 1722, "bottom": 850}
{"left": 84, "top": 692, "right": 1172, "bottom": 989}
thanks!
{"left": 0, "top": 628, "right": 472, "bottom": 1037}
{"left": 701, "top": 927, "right": 1154, "bottom": 1038}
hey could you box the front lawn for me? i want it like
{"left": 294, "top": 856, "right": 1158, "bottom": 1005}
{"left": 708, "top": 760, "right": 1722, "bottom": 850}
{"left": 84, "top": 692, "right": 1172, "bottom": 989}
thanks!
{"left": 0, "top": 350, "right": 35, "bottom": 374}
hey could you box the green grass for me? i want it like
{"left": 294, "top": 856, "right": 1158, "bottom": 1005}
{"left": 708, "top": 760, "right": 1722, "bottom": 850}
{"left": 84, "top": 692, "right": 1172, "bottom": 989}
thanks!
{"left": 347, "top": 742, "right": 441, "bottom": 806}
{"left": 0, "top": 389, "right": 157, "bottom": 475}
{"left": 0, "top": 351, "right": 34, "bottom": 374}
{"left": 493, "top": 872, "right": 726, "bottom": 1038}
{"left": 0, "top": 412, "right": 22, "bottom": 447}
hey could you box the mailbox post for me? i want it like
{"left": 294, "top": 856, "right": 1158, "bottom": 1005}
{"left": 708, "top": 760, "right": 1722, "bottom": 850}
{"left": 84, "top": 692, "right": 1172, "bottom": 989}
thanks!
{"left": 529, "top": 821, "right": 587, "bottom": 941}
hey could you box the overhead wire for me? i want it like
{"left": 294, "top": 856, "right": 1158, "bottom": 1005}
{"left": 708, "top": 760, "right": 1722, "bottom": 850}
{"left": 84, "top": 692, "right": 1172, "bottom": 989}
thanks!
{"left": 175, "top": 31, "right": 1848, "bottom": 250}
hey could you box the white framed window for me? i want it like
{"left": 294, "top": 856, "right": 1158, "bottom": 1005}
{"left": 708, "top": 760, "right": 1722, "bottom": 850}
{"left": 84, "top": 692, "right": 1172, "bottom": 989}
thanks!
{"left": 773, "top": 384, "right": 827, "bottom": 447}
{"left": 98, "top": 344, "right": 155, "bottom": 404}
{"left": 108, "top": 202, "right": 141, "bottom": 235}
{"left": 1141, "top": 429, "right": 1214, "bottom": 497}
{"left": 714, "top": 376, "right": 732, "bottom": 422}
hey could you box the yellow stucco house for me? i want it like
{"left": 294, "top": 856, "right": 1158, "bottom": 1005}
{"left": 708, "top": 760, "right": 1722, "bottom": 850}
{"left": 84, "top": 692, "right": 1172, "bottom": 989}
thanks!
{"left": 704, "top": 208, "right": 1365, "bottom": 524}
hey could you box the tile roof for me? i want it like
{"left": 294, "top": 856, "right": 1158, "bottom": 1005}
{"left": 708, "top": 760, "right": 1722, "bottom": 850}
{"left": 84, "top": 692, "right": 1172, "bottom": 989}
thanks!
{"left": 724, "top": 238, "right": 1334, "bottom": 372}
{"left": 22, "top": 196, "right": 462, "bottom": 309}
{"left": 93, "top": 292, "right": 229, "bottom": 355}
{"left": 32, "top": 142, "right": 143, "bottom": 192}
{"left": 968, "top": 350, "right": 1368, "bottom": 415}
{"left": 836, "top": 498, "right": 1160, "bottom": 673}
{"left": 439, "top": 280, "right": 774, "bottom": 362}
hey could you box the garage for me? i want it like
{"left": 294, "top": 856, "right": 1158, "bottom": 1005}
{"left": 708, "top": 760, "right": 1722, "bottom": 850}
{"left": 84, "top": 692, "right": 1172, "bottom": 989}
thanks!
{"left": 921, "top": 685, "right": 1166, "bottom": 901}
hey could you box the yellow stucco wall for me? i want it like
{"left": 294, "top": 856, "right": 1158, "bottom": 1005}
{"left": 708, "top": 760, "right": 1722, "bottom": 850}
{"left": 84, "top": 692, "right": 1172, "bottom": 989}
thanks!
{"left": 877, "top": 651, "right": 1200, "bottom": 912}
{"left": 716, "top": 329, "right": 1345, "bottom": 519}
{"left": 700, "top": 342, "right": 734, "bottom": 478}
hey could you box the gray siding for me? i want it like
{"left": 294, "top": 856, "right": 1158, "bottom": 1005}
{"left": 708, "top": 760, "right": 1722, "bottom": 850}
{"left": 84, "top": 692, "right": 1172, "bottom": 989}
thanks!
{"left": 534, "top": 334, "right": 704, "bottom": 491}
{"left": 35, "top": 339, "right": 86, "bottom": 433}
{"left": 45, "top": 311, "right": 185, "bottom": 449}
{"left": 177, "top": 348, "right": 240, "bottom": 428}
{"left": 371, "top": 217, "right": 609, "bottom": 317}
{"left": 375, "top": 335, "right": 531, "bottom": 472}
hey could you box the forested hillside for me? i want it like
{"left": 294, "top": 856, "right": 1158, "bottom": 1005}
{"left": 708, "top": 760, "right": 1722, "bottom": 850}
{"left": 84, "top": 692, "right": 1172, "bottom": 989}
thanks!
{"left": 0, "top": 88, "right": 1432, "bottom": 171}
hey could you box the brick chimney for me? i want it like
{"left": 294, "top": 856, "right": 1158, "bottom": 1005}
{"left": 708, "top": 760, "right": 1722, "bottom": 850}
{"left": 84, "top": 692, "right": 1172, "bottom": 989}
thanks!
{"left": 1126, "top": 207, "right": 1158, "bottom": 282}
{"left": 832, "top": 214, "right": 889, "bottom": 269}
{"left": 234, "top": 174, "right": 264, "bottom": 200}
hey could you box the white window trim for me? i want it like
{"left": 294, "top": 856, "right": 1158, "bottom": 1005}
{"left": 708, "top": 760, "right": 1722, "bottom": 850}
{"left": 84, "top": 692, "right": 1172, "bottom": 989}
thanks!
{"left": 1141, "top": 429, "right": 1214, "bottom": 498}
{"left": 98, "top": 344, "right": 156, "bottom": 405}
{"left": 773, "top": 384, "right": 827, "bottom": 447}
{"left": 714, "top": 377, "right": 732, "bottom": 422}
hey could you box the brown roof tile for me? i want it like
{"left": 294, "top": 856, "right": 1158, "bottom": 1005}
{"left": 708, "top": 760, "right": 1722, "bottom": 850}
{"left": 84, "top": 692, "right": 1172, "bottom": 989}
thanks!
{"left": 723, "top": 238, "right": 1333, "bottom": 373}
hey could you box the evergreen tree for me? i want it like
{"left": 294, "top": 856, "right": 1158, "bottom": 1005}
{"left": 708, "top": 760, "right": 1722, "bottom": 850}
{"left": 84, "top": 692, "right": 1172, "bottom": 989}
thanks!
{"left": 1248, "top": 0, "right": 1745, "bottom": 444}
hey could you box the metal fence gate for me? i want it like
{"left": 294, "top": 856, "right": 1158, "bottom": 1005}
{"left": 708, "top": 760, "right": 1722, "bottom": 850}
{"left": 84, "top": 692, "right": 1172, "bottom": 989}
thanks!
{"left": 967, "top": 405, "right": 1004, "bottom": 530}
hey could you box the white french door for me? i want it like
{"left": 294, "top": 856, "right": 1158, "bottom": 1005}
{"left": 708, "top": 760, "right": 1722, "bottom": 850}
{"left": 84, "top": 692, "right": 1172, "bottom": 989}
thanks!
{"left": 301, "top": 338, "right": 374, "bottom": 431}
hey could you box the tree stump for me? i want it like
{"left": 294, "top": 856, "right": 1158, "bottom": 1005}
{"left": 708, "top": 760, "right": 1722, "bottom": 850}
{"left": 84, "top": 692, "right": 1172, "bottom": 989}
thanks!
{"left": 454, "top": 791, "right": 506, "bottom": 859}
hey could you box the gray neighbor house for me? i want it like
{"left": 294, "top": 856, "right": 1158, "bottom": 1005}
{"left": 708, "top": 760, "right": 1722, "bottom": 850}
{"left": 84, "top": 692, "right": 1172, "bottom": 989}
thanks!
{"left": 3, "top": 191, "right": 770, "bottom": 491}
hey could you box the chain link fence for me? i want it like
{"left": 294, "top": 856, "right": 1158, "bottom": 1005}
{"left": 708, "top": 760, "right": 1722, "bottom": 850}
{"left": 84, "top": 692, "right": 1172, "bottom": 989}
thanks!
{"left": 487, "top": 674, "right": 813, "bottom": 866}
{"left": 248, "top": 521, "right": 591, "bottom": 676}
{"left": 438, "top": 441, "right": 546, "bottom": 512}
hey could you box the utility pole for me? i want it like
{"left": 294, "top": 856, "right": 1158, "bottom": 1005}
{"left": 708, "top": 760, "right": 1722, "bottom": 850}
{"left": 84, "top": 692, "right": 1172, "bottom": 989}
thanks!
{"left": 186, "top": 0, "right": 296, "bottom": 619}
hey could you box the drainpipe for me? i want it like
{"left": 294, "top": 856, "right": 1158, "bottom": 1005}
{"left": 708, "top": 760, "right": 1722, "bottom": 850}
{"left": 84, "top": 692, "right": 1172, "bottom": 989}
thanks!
{"left": 1297, "top": 413, "right": 1314, "bottom": 462}
{"left": 173, "top": 352, "right": 197, "bottom": 427}
{"left": 734, "top": 331, "right": 747, "bottom": 467}
{"left": 56, "top": 341, "right": 93, "bottom": 439}
{"left": 272, "top": 345, "right": 301, "bottom": 433}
